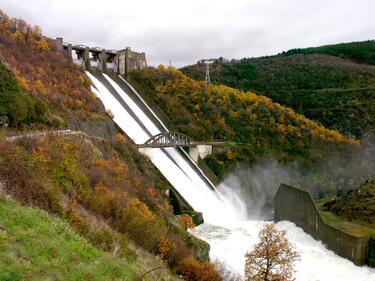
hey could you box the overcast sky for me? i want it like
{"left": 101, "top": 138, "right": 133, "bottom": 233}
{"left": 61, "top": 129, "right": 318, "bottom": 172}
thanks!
{"left": 1, "top": 0, "right": 375, "bottom": 67}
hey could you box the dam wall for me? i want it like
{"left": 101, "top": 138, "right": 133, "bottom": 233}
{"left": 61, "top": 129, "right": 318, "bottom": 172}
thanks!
{"left": 54, "top": 38, "right": 147, "bottom": 76}
{"left": 274, "top": 184, "right": 373, "bottom": 266}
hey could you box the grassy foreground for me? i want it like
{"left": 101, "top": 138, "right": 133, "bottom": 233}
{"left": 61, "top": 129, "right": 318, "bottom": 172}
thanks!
{"left": 0, "top": 198, "right": 140, "bottom": 281}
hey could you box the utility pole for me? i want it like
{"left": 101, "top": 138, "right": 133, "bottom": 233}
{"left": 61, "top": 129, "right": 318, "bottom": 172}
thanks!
{"left": 204, "top": 59, "right": 214, "bottom": 85}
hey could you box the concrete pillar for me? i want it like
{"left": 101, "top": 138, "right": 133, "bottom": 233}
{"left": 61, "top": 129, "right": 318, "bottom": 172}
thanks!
{"left": 197, "top": 145, "right": 213, "bottom": 159}
{"left": 64, "top": 43, "right": 73, "bottom": 62}
{"left": 113, "top": 54, "right": 119, "bottom": 73}
{"left": 140, "top": 52, "right": 147, "bottom": 68}
{"left": 99, "top": 50, "right": 108, "bottom": 73}
{"left": 125, "top": 47, "right": 131, "bottom": 78}
{"left": 54, "top": 37, "right": 63, "bottom": 52}
{"left": 189, "top": 146, "right": 200, "bottom": 162}
{"left": 118, "top": 52, "right": 125, "bottom": 75}
{"left": 83, "top": 47, "right": 91, "bottom": 70}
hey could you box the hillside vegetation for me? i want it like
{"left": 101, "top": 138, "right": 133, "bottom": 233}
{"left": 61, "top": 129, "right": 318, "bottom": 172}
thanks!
{"left": 181, "top": 41, "right": 375, "bottom": 138}
{"left": 0, "top": 62, "right": 49, "bottom": 128}
{"left": 0, "top": 130, "right": 218, "bottom": 279}
{"left": 281, "top": 40, "right": 375, "bottom": 65}
{"left": 323, "top": 178, "right": 375, "bottom": 226}
{"left": 0, "top": 199, "right": 139, "bottom": 280}
{"left": 130, "top": 66, "right": 358, "bottom": 180}
{"left": 0, "top": 10, "right": 108, "bottom": 133}
{"left": 0, "top": 11, "right": 221, "bottom": 281}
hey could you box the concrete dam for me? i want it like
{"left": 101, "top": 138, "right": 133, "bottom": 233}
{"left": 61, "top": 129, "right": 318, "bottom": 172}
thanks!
{"left": 53, "top": 38, "right": 147, "bottom": 77}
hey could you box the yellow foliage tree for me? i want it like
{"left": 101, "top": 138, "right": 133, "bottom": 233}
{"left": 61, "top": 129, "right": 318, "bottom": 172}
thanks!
{"left": 122, "top": 198, "right": 165, "bottom": 250}
{"left": 245, "top": 224, "right": 299, "bottom": 281}
{"left": 35, "top": 38, "right": 49, "bottom": 51}
{"left": 158, "top": 236, "right": 171, "bottom": 260}
{"left": 11, "top": 30, "right": 23, "bottom": 43}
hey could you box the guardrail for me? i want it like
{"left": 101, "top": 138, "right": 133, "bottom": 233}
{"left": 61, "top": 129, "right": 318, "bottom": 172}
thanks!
{"left": 5, "top": 129, "right": 106, "bottom": 142}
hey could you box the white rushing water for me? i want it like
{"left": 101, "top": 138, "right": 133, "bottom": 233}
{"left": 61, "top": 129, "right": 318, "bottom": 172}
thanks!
{"left": 87, "top": 72, "right": 375, "bottom": 281}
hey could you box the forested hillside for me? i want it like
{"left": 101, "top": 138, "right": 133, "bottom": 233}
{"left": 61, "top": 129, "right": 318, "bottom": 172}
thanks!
{"left": 0, "top": 11, "right": 220, "bottom": 280}
{"left": 181, "top": 41, "right": 375, "bottom": 138}
{"left": 129, "top": 66, "right": 364, "bottom": 187}
{"left": 281, "top": 40, "right": 375, "bottom": 65}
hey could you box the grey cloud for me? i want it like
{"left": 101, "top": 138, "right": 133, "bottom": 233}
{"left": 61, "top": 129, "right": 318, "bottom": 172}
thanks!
{"left": 1, "top": 0, "right": 374, "bottom": 67}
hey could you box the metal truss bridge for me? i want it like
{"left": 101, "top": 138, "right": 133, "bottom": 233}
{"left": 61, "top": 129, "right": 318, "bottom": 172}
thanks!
{"left": 137, "top": 132, "right": 242, "bottom": 148}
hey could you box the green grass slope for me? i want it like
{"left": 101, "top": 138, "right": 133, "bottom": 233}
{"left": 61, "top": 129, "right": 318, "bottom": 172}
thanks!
{"left": 181, "top": 41, "right": 375, "bottom": 138}
{"left": 0, "top": 198, "right": 137, "bottom": 281}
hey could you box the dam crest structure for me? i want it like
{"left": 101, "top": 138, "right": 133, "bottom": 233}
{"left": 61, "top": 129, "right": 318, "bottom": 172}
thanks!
{"left": 53, "top": 37, "right": 147, "bottom": 77}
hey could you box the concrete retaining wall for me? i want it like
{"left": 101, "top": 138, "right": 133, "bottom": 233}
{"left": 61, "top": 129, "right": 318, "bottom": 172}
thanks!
{"left": 188, "top": 145, "right": 213, "bottom": 162}
{"left": 274, "top": 184, "right": 370, "bottom": 265}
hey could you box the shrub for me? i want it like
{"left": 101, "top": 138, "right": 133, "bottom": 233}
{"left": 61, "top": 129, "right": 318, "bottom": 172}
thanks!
{"left": 176, "top": 257, "right": 222, "bottom": 281}
{"left": 178, "top": 214, "right": 195, "bottom": 230}
{"left": 0, "top": 62, "right": 48, "bottom": 128}
{"left": 158, "top": 236, "right": 171, "bottom": 260}
{"left": 119, "top": 198, "right": 166, "bottom": 251}
{"left": 164, "top": 233, "right": 192, "bottom": 268}
{"left": 0, "top": 142, "right": 62, "bottom": 214}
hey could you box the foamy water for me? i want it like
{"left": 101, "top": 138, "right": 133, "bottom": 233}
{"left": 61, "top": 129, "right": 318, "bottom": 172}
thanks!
{"left": 87, "top": 71, "right": 375, "bottom": 281}
{"left": 192, "top": 221, "right": 375, "bottom": 280}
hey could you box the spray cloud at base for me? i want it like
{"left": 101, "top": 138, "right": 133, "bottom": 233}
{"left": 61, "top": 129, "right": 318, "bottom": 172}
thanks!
{"left": 217, "top": 138, "right": 375, "bottom": 220}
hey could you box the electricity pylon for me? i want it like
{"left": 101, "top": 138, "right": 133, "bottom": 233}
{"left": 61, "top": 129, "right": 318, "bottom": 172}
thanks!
{"left": 204, "top": 59, "right": 214, "bottom": 85}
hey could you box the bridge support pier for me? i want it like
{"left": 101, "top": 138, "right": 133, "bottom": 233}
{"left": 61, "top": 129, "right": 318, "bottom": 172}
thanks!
{"left": 188, "top": 145, "right": 213, "bottom": 162}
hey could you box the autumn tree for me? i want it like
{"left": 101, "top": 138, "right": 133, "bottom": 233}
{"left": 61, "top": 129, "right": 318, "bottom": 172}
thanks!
{"left": 245, "top": 224, "right": 299, "bottom": 281}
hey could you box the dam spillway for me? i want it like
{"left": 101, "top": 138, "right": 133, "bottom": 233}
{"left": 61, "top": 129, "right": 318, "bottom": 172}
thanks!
{"left": 86, "top": 70, "right": 246, "bottom": 226}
